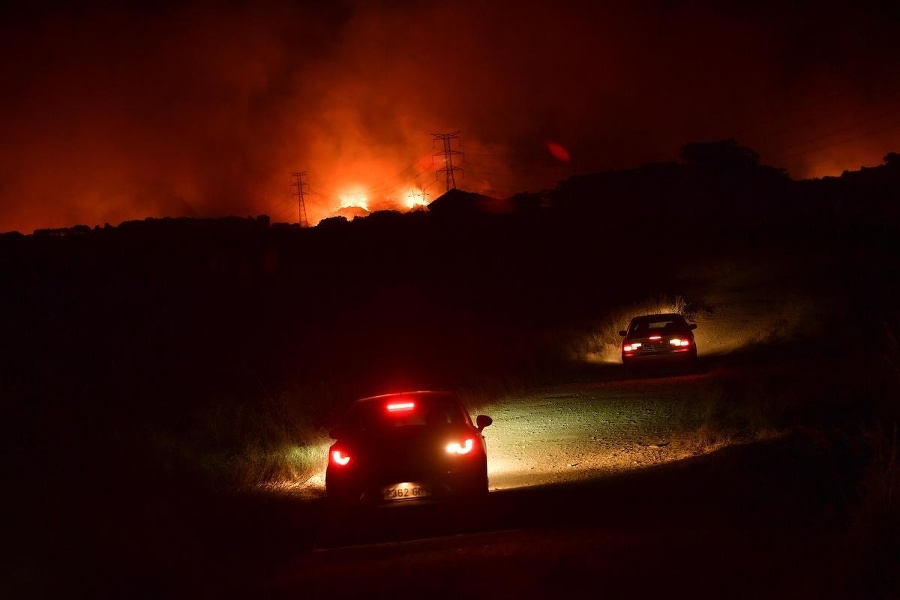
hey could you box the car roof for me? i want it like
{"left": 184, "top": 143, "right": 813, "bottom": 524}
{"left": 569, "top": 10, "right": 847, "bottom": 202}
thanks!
{"left": 354, "top": 390, "right": 459, "bottom": 405}
{"left": 630, "top": 313, "right": 687, "bottom": 322}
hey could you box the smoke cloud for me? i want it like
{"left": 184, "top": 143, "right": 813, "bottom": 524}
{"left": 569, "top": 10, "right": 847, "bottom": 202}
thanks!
{"left": 1, "top": 0, "right": 898, "bottom": 232}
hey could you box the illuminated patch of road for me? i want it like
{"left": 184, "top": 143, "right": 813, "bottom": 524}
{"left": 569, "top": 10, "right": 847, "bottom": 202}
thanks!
{"left": 481, "top": 375, "right": 733, "bottom": 490}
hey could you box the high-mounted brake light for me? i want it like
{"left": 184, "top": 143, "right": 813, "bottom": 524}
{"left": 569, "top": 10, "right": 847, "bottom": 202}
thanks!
{"left": 446, "top": 438, "right": 475, "bottom": 455}
{"left": 386, "top": 401, "right": 415, "bottom": 412}
{"left": 331, "top": 450, "right": 351, "bottom": 466}
{"left": 649, "top": 335, "right": 662, "bottom": 340}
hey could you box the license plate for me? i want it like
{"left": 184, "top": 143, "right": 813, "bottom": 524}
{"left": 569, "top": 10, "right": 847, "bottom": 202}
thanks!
{"left": 382, "top": 482, "right": 431, "bottom": 501}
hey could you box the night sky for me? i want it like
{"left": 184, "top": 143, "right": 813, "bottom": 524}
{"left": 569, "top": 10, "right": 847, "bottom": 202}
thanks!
{"left": 2, "top": 0, "right": 898, "bottom": 233}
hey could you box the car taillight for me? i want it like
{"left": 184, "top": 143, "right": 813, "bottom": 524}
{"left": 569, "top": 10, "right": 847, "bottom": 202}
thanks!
{"left": 445, "top": 438, "right": 475, "bottom": 455}
{"left": 624, "top": 342, "right": 642, "bottom": 352}
{"left": 669, "top": 338, "right": 691, "bottom": 347}
{"left": 331, "top": 449, "right": 351, "bottom": 466}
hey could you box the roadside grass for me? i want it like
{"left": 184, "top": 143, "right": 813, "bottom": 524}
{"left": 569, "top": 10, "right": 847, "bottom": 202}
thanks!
{"left": 689, "top": 371, "right": 807, "bottom": 453}
{"left": 2, "top": 379, "right": 348, "bottom": 595}
{"left": 842, "top": 316, "right": 900, "bottom": 593}
{"left": 145, "top": 381, "right": 351, "bottom": 493}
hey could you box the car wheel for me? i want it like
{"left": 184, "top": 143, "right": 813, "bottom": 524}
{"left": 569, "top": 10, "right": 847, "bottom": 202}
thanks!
{"left": 673, "top": 350, "right": 698, "bottom": 374}
{"left": 460, "top": 465, "right": 489, "bottom": 499}
{"left": 456, "top": 474, "right": 489, "bottom": 514}
{"left": 326, "top": 485, "right": 361, "bottom": 507}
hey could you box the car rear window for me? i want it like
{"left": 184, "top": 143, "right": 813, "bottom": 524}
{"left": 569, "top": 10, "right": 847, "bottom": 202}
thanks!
{"left": 630, "top": 317, "right": 686, "bottom": 334}
{"left": 348, "top": 396, "right": 469, "bottom": 431}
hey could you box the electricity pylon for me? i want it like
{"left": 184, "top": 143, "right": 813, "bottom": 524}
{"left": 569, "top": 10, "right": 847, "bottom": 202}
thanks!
{"left": 290, "top": 171, "right": 310, "bottom": 228}
{"left": 432, "top": 132, "right": 464, "bottom": 192}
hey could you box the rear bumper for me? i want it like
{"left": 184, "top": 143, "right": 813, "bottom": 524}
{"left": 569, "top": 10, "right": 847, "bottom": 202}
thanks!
{"left": 622, "top": 348, "right": 697, "bottom": 365}
{"left": 326, "top": 465, "right": 487, "bottom": 505}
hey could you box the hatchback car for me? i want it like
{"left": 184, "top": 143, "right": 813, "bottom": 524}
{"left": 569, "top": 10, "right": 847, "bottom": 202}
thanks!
{"left": 619, "top": 313, "right": 698, "bottom": 366}
{"left": 325, "top": 391, "right": 493, "bottom": 505}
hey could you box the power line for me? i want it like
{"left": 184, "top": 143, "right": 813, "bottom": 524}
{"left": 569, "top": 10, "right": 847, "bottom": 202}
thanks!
{"left": 364, "top": 163, "right": 434, "bottom": 196}
{"left": 769, "top": 119, "right": 900, "bottom": 163}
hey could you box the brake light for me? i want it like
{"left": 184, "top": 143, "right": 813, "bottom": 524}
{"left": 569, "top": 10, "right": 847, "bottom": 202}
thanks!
{"left": 624, "top": 342, "right": 642, "bottom": 352}
{"left": 669, "top": 338, "right": 691, "bottom": 347}
{"left": 446, "top": 438, "right": 474, "bottom": 455}
{"left": 331, "top": 450, "right": 351, "bottom": 466}
{"left": 386, "top": 401, "right": 415, "bottom": 412}
{"left": 649, "top": 335, "right": 662, "bottom": 340}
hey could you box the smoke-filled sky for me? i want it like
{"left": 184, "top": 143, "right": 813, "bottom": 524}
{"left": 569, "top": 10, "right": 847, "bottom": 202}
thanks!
{"left": 2, "top": 0, "right": 899, "bottom": 232}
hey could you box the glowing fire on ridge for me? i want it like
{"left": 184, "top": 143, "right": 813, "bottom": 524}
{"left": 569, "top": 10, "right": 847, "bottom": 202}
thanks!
{"left": 338, "top": 186, "right": 369, "bottom": 211}
{"left": 404, "top": 187, "right": 429, "bottom": 210}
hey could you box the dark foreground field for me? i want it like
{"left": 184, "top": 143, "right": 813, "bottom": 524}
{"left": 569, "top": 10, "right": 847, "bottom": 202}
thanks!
{"left": 9, "top": 408, "right": 885, "bottom": 599}
{"left": 2, "top": 207, "right": 899, "bottom": 598}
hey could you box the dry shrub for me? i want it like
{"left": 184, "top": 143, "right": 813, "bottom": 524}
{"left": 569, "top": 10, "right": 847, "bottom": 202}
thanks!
{"left": 843, "top": 315, "right": 900, "bottom": 590}
{"left": 688, "top": 423, "right": 739, "bottom": 455}
{"left": 148, "top": 384, "right": 342, "bottom": 492}
{"left": 677, "top": 366, "right": 806, "bottom": 455}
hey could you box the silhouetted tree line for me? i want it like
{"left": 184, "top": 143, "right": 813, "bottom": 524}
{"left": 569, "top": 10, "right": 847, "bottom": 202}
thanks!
{"left": 549, "top": 139, "right": 899, "bottom": 225}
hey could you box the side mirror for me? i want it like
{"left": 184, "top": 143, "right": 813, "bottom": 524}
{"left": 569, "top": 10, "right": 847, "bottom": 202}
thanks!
{"left": 618, "top": 330, "right": 628, "bottom": 337}
{"left": 476, "top": 415, "right": 493, "bottom": 431}
{"left": 689, "top": 323, "right": 697, "bottom": 330}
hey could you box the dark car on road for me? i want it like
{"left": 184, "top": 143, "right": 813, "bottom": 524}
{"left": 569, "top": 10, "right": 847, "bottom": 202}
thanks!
{"left": 325, "top": 391, "right": 493, "bottom": 505}
{"left": 619, "top": 313, "right": 698, "bottom": 367}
